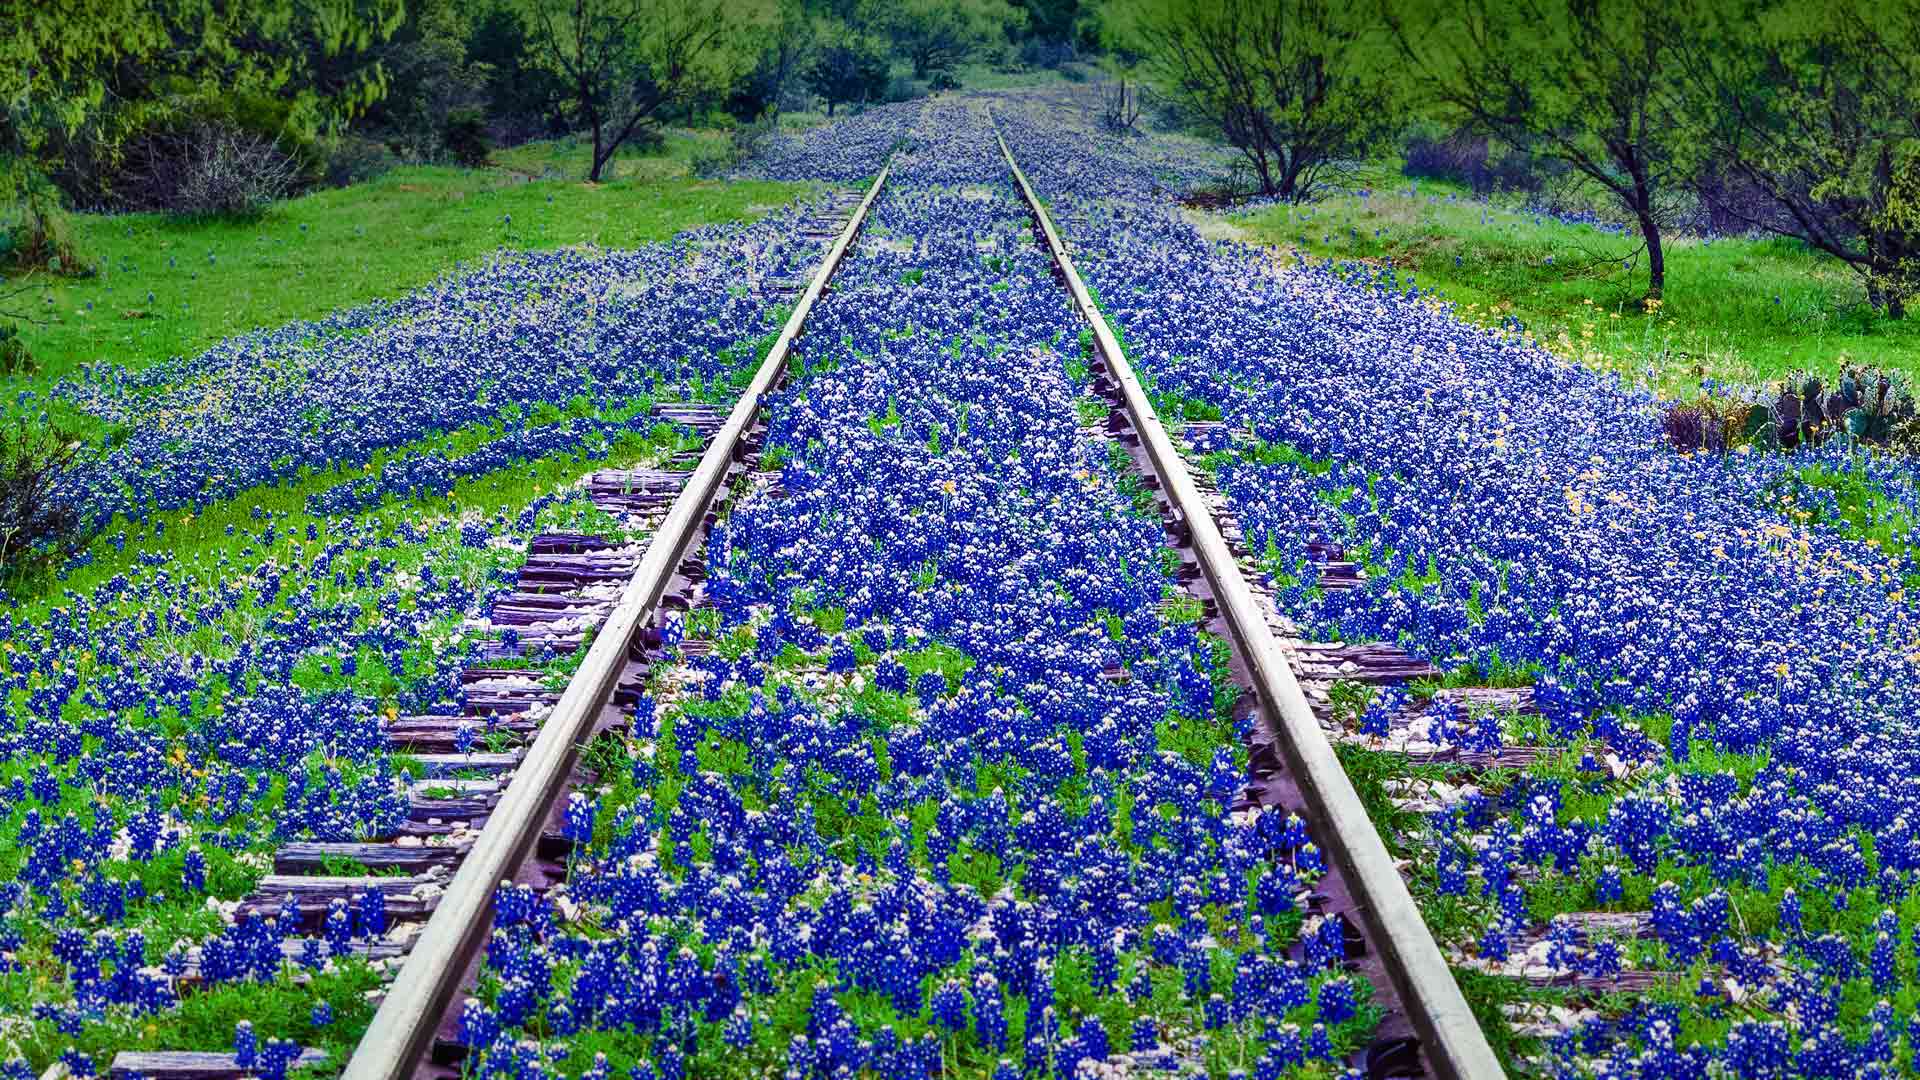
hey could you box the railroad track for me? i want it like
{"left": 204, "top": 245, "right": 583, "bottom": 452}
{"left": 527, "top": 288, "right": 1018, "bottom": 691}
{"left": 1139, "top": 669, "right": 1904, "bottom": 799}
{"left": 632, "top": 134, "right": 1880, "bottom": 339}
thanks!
{"left": 94, "top": 178, "right": 882, "bottom": 1080}
{"left": 118, "top": 140, "right": 1507, "bottom": 1080}
{"left": 993, "top": 132, "right": 1503, "bottom": 1080}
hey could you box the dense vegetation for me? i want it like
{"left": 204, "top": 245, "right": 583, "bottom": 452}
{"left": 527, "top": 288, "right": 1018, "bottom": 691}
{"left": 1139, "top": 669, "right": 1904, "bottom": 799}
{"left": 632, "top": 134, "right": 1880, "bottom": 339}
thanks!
{"left": 3, "top": 3, "right": 1920, "bottom": 1077}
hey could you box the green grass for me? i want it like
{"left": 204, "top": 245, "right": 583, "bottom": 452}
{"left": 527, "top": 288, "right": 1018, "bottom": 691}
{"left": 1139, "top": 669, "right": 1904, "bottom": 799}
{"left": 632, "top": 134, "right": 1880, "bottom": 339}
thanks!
{"left": 1211, "top": 179, "right": 1920, "bottom": 396}
{"left": 8, "top": 130, "right": 817, "bottom": 396}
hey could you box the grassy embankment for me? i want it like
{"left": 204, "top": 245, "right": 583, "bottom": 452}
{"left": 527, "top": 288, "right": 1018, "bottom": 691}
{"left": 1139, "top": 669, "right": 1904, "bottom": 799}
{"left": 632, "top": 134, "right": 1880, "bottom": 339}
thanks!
{"left": 1213, "top": 179, "right": 1920, "bottom": 396}
{"left": 10, "top": 131, "right": 810, "bottom": 401}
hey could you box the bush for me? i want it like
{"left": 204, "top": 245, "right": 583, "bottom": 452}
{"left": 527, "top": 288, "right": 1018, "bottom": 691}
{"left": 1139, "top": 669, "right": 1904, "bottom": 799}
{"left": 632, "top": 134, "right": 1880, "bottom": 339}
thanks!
{"left": 928, "top": 70, "right": 962, "bottom": 92}
{"left": 691, "top": 118, "right": 776, "bottom": 179}
{"left": 444, "top": 108, "right": 493, "bottom": 167}
{"left": 884, "top": 75, "right": 924, "bottom": 104}
{"left": 0, "top": 420, "right": 93, "bottom": 577}
{"left": 322, "top": 135, "right": 399, "bottom": 188}
{"left": 2, "top": 184, "right": 88, "bottom": 276}
{"left": 1402, "top": 127, "right": 1488, "bottom": 186}
{"left": 0, "top": 324, "right": 34, "bottom": 377}
{"left": 1020, "top": 39, "right": 1077, "bottom": 70}
{"left": 121, "top": 122, "right": 301, "bottom": 218}
{"left": 1402, "top": 127, "right": 1561, "bottom": 195}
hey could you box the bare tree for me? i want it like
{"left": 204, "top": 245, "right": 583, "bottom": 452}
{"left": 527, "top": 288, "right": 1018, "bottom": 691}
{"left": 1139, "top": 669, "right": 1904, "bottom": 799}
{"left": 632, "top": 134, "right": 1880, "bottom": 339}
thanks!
{"left": 1097, "top": 77, "right": 1140, "bottom": 134}
{"left": 529, "top": 0, "right": 769, "bottom": 182}
{"left": 1109, "top": 0, "right": 1396, "bottom": 201}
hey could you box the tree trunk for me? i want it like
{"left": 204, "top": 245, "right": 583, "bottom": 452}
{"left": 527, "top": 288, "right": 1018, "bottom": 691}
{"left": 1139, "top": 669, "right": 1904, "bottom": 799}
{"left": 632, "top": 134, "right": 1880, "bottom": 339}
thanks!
{"left": 1867, "top": 232, "right": 1912, "bottom": 318}
{"left": 1638, "top": 210, "right": 1665, "bottom": 299}
{"left": 588, "top": 115, "right": 606, "bottom": 183}
{"left": 1627, "top": 167, "right": 1664, "bottom": 299}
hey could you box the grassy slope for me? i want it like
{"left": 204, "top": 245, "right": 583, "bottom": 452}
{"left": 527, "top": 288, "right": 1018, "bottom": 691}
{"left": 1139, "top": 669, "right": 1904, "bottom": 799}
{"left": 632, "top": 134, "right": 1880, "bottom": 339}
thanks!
{"left": 1210, "top": 179, "right": 1920, "bottom": 397}
{"left": 10, "top": 131, "right": 811, "bottom": 397}
{"left": 3, "top": 131, "right": 817, "bottom": 606}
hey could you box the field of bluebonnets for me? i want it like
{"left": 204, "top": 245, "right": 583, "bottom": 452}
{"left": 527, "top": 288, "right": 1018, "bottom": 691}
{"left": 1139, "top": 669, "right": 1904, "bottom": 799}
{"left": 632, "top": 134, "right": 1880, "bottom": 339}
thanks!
{"left": 995, "top": 92, "right": 1920, "bottom": 1075}
{"left": 9, "top": 80, "right": 1920, "bottom": 1080}
{"left": 0, "top": 184, "right": 850, "bottom": 1070}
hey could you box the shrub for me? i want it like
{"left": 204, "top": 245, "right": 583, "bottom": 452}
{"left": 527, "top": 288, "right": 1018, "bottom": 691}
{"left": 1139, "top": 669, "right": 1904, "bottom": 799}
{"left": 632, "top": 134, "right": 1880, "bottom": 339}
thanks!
{"left": 0, "top": 323, "right": 34, "bottom": 377}
{"left": 1661, "top": 397, "right": 1752, "bottom": 453}
{"left": 0, "top": 420, "right": 93, "bottom": 577}
{"left": 884, "top": 75, "right": 925, "bottom": 104}
{"left": 120, "top": 122, "right": 301, "bottom": 218}
{"left": 444, "top": 108, "right": 493, "bottom": 167}
{"left": 322, "top": 135, "right": 398, "bottom": 188}
{"left": 1402, "top": 127, "right": 1488, "bottom": 186}
{"left": 691, "top": 119, "right": 776, "bottom": 179}
{"left": 928, "top": 70, "right": 962, "bottom": 92}
{"left": 2, "top": 184, "right": 88, "bottom": 276}
{"left": 1098, "top": 80, "right": 1141, "bottom": 135}
{"left": 1019, "top": 39, "right": 1076, "bottom": 70}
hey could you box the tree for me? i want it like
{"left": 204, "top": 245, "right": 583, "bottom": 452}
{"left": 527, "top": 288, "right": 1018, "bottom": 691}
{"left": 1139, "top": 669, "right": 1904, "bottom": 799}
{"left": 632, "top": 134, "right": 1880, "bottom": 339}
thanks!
{"left": 1104, "top": 0, "right": 1397, "bottom": 201}
{"left": 727, "top": 0, "right": 818, "bottom": 122}
{"left": 1391, "top": 0, "right": 1688, "bottom": 300}
{"left": 804, "top": 30, "right": 890, "bottom": 117}
{"left": 527, "top": 0, "right": 772, "bottom": 182}
{"left": 1674, "top": 0, "right": 1920, "bottom": 316}
{"left": 0, "top": 0, "right": 402, "bottom": 203}
{"left": 1016, "top": 0, "right": 1081, "bottom": 44}
{"left": 469, "top": 3, "right": 570, "bottom": 141}
{"left": 866, "top": 0, "right": 1024, "bottom": 79}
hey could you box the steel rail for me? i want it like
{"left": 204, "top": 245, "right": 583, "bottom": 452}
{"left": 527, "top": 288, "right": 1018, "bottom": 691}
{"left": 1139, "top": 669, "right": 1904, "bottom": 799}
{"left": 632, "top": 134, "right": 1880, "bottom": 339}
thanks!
{"left": 341, "top": 161, "right": 893, "bottom": 1080}
{"left": 994, "top": 131, "right": 1507, "bottom": 1080}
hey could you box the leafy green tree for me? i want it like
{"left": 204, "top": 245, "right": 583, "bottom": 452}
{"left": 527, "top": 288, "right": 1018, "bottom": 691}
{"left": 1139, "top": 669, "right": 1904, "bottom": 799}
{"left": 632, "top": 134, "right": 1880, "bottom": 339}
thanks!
{"left": 804, "top": 27, "right": 891, "bottom": 116}
{"left": 526, "top": 0, "right": 773, "bottom": 182}
{"left": 1015, "top": 0, "right": 1081, "bottom": 44}
{"left": 1391, "top": 0, "right": 1689, "bottom": 299}
{"left": 865, "top": 0, "right": 1024, "bottom": 79}
{"left": 1, "top": 0, "right": 398, "bottom": 317}
{"left": 1, "top": 0, "right": 402, "bottom": 190}
{"left": 1104, "top": 0, "right": 1396, "bottom": 200}
{"left": 358, "top": 0, "right": 493, "bottom": 161}
{"left": 1675, "top": 0, "right": 1920, "bottom": 316}
{"left": 728, "top": 0, "right": 819, "bottom": 121}
{"left": 468, "top": 3, "right": 570, "bottom": 140}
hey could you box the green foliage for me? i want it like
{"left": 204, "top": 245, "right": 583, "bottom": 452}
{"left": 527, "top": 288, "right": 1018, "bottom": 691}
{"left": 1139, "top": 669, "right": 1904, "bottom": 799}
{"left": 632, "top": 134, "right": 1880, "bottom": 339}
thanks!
{"left": 1218, "top": 179, "right": 1920, "bottom": 392}
{"left": 1, "top": 0, "right": 403, "bottom": 205}
{"left": 468, "top": 1, "right": 572, "bottom": 138}
{"left": 803, "top": 27, "right": 892, "bottom": 116}
{"left": 1392, "top": 0, "right": 1690, "bottom": 299}
{"left": 1674, "top": 0, "right": 1920, "bottom": 316}
{"left": 1103, "top": 0, "right": 1398, "bottom": 200}
{"left": 523, "top": 0, "right": 774, "bottom": 180}
{"left": 725, "top": 0, "right": 819, "bottom": 121}
{"left": 444, "top": 108, "right": 494, "bottom": 167}
{"left": 0, "top": 322, "right": 31, "bottom": 376}
{"left": 1, "top": 180, "right": 87, "bottom": 275}
{"left": 861, "top": 0, "right": 1025, "bottom": 79}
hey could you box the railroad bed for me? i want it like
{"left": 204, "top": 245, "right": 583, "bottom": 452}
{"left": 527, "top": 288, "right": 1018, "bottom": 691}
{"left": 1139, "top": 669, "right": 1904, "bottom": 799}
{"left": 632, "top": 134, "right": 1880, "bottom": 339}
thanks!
{"left": 119, "top": 142, "right": 1504, "bottom": 1080}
